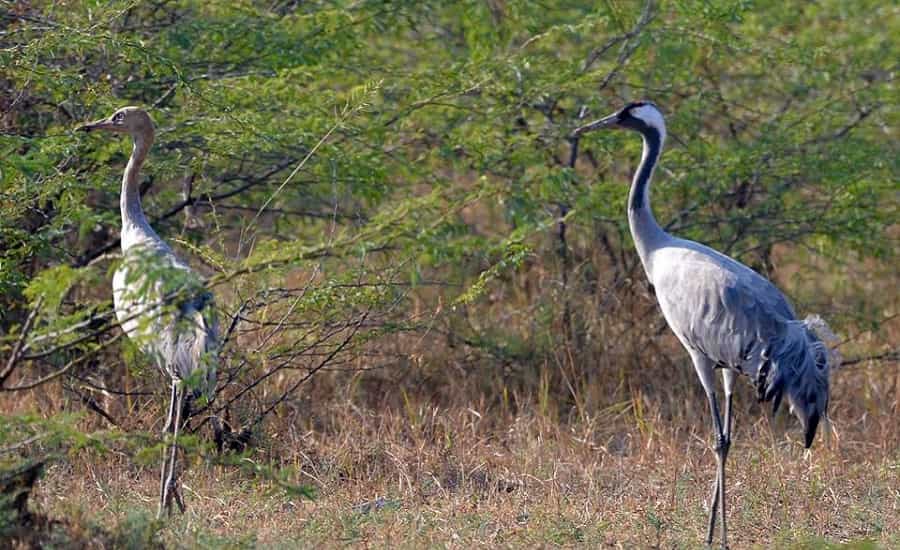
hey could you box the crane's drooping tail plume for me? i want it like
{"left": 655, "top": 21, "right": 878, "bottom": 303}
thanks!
{"left": 757, "top": 315, "right": 836, "bottom": 448}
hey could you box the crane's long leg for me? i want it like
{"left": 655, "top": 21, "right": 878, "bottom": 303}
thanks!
{"left": 158, "top": 381, "right": 177, "bottom": 517}
{"left": 688, "top": 351, "right": 729, "bottom": 548}
{"left": 159, "top": 383, "right": 186, "bottom": 518}
{"left": 172, "top": 392, "right": 188, "bottom": 514}
{"left": 704, "top": 393, "right": 727, "bottom": 547}
{"left": 718, "top": 369, "right": 736, "bottom": 548}
{"left": 722, "top": 370, "right": 735, "bottom": 441}
{"left": 162, "top": 381, "right": 177, "bottom": 433}
{"left": 704, "top": 373, "right": 734, "bottom": 549}
{"left": 707, "top": 479, "right": 719, "bottom": 545}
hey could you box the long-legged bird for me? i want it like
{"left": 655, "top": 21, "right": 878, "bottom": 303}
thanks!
{"left": 573, "top": 102, "right": 831, "bottom": 548}
{"left": 78, "top": 107, "right": 218, "bottom": 517}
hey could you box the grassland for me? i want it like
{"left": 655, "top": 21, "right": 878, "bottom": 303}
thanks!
{"left": 6, "top": 309, "right": 895, "bottom": 549}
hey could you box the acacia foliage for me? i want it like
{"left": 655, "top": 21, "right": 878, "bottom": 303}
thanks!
{"left": 0, "top": 1, "right": 896, "bottom": 420}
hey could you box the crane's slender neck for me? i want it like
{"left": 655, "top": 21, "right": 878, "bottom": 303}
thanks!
{"left": 120, "top": 132, "right": 156, "bottom": 251}
{"left": 627, "top": 126, "right": 669, "bottom": 271}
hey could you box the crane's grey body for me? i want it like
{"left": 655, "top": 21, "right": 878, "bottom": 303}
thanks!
{"left": 574, "top": 102, "right": 831, "bottom": 548}
{"left": 112, "top": 242, "right": 218, "bottom": 391}
{"left": 79, "top": 107, "right": 218, "bottom": 517}
{"left": 651, "top": 237, "right": 795, "bottom": 378}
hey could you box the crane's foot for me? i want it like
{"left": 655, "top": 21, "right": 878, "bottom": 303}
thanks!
{"left": 158, "top": 473, "right": 186, "bottom": 516}
{"left": 173, "top": 481, "right": 186, "bottom": 513}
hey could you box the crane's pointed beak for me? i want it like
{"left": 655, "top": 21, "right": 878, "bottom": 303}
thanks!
{"left": 76, "top": 117, "right": 115, "bottom": 133}
{"left": 571, "top": 112, "right": 620, "bottom": 137}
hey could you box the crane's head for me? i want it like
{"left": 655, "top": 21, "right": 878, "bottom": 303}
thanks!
{"left": 572, "top": 101, "right": 666, "bottom": 138}
{"left": 77, "top": 106, "right": 155, "bottom": 139}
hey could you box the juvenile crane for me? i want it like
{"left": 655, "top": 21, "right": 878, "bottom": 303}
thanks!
{"left": 573, "top": 102, "right": 831, "bottom": 548}
{"left": 78, "top": 107, "right": 218, "bottom": 518}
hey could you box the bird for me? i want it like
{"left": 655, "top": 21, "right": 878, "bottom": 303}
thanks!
{"left": 573, "top": 101, "right": 832, "bottom": 548}
{"left": 78, "top": 107, "right": 218, "bottom": 518}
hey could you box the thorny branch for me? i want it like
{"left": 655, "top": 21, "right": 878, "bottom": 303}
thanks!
{"left": 0, "top": 296, "right": 43, "bottom": 385}
{"left": 248, "top": 307, "right": 371, "bottom": 428}
{"left": 2, "top": 333, "right": 122, "bottom": 392}
{"left": 558, "top": 105, "right": 589, "bottom": 336}
{"left": 74, "top": 157, "right": 298, "bottom": 267}
{"left": 839, "top": 351, "right": 899, "bottom": 369}
{"left": 584, "top": 0, "right": 655, "bottom": 90}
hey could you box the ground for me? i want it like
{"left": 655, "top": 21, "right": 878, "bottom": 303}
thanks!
{"left": 27, "top": 365, "right": 899, "bottom": 548}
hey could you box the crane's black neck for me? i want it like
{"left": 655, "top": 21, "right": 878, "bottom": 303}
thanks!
{"left": 628, "top": 127, "right": 662, "bottom": 212}
{"left": 626, "top": 126, "right": 668, "bottom": 271}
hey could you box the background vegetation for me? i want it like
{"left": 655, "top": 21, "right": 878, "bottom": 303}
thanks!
{"left": 1, "top": 0, "right": 897, "bottom": 547}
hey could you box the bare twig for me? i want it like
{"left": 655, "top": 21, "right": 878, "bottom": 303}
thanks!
{"left": 837, "top": 351, "right": 899, "bottom": 369}
{"left": 68, "top": 384, "right": 120, "bottom": 426}
{"left": 220, "top": 300, "right": 250, "bottom": 349}
{"left": 590, "top": 0, "right": 655, "bottom": 90}
{"left": 0, "top": 434, "right": 48, "bottom": 455}
{"left": 559, "top": 105, "right": 590, "bottom": 335}
{"left": 249, "top": 308, "right": 370, "bottom": 428}
{"left": 75, "top": 157, "right": 297, "bottom": 268}
{"left": 2, "top": 333, "right": 122, "bottom": 391}
{"left": 0, "top": 296, "right": 44, "bottom": 385}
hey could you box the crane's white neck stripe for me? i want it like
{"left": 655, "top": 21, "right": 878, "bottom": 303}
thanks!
{"left": 632, "top": 105, "right": 667, "bottom": 142}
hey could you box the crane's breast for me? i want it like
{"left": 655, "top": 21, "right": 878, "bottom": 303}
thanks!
{"left": 112, "top": 245, "right": 207, "bottom": 372}
{"left": 113, "top": 264, "right": 152, "bottom": 348}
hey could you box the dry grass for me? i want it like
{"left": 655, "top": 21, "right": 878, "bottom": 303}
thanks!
{"left": 20, "top": 354, "right": 897, "bottom": 548}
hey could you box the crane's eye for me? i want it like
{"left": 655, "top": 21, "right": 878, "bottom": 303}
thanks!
{"left": 113, "top": 112, "right": 125, "bottom": 123}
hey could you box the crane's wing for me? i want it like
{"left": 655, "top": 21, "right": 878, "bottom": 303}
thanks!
{"left": 162, "top": 288, "right": 219, "bottom": 400}
{"left": 113, "top": 243, "right": 219, "bottom": 399}
{"left": 652, "top": 245, "right": 797, "bottom": 373}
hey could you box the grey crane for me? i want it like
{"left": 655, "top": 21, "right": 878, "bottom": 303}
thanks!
{"left": 78, "top": 107, "right": 218, "bottom": 518}
{"left": 573, "top": 101, "right": 831, "bottom": 548}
